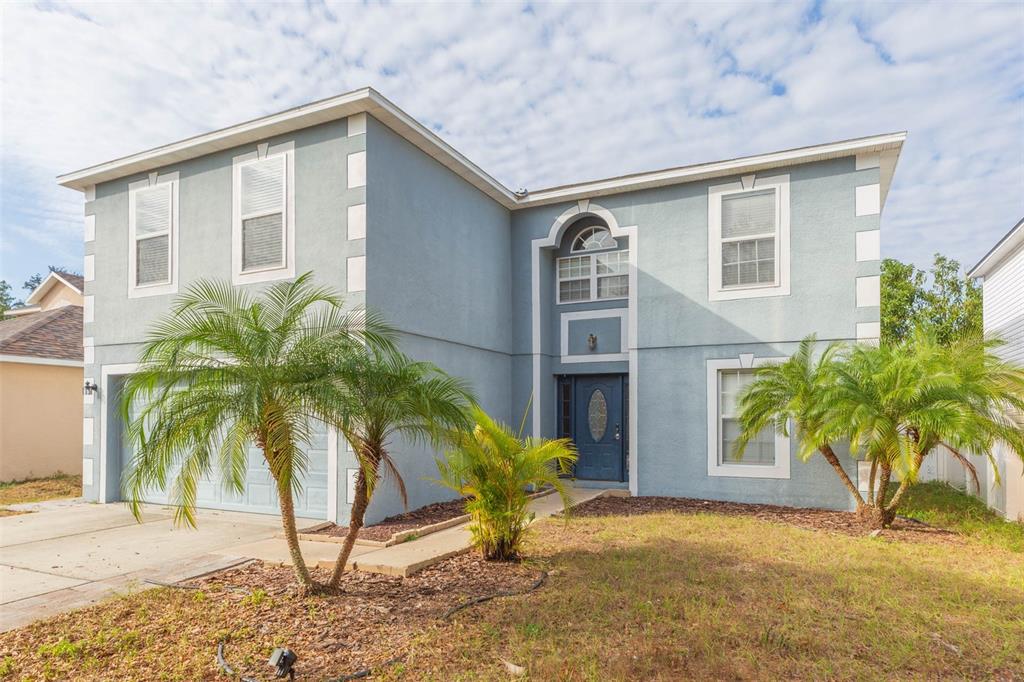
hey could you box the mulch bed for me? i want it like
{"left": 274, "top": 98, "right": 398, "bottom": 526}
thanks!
{"left": 568, "top": 495, "right": 964, "bottom": 545}
{"left": 0, "top": 553, "right": 539, "bottom": 682}
{"left": 188, "top": 556, "right": 536, "bottom": 679}
{"left": 304, "top": 497, "right": 468, "bottom": 542}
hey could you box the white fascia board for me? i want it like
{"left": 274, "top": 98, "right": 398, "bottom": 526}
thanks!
{"left": 57, "top": 85, "right": 905, "bottom": 214}
{"left": 969, "top": 218, "right": 1024, "bottom": 279}
{"left": 25, "top": 271, "right": 82, "bottom": 305}
{"left": 517, "top": 132, "right": 908, "bottom": 208}
{"left": 0, "top": 354, "right": 84, "bottom": 367}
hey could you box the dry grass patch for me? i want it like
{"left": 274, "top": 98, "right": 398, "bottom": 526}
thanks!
{"left": 0, "top": 555, "right": 538, "bottom": 681}
{"left": 0, "top": 474, "right": 81, "bottom": 506}
{"left": 403, "top": 511, "right": 1024, "bottom": 680}
{"left": 1, "top": 489, "right": 1021, "bottom": 680}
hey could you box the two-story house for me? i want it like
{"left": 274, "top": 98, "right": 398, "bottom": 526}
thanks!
{"left": 58, "top": 88, "right": 904, "bottom": 524}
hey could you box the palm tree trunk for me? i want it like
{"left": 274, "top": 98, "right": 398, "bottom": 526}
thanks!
{"left": 329, "top": 469, "right": 368, "bottom": 588}
{"left": 819, "top": 445, "right": 865, "bottom": 509}
{"left": 884, "top": 452, "right": 925, "bottom": 519}
{"left": 276, "top": 477, "right": 316, "bottom": 593}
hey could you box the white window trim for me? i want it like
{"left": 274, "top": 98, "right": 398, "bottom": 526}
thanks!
{"left": 560, "top": 308, "right": 629, "bottom": 363}
{"left": 556, "top": 249, "right": 630, "bottom": 304}
{"left": 570, "top": 226, "right": 617, "bottom": 253}
{"left": 706, "top": 356, "right": 791, "bottom": 479}
{"left": 127, "top": 172, "right": 179, "bottom": 299}
{"left": 232, "top": 142, "right": 295, "bottom": 285}
{"left": 708, "top": 175, "right": 790, "bottom": 301}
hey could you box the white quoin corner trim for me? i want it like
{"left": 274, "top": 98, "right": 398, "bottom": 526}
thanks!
{"left": 532, "top": 200, "right": 639, "bottom": 495}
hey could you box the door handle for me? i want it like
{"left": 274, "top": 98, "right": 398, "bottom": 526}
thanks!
{"left": 614, "top": 424, "right": 620, "bottom": 441}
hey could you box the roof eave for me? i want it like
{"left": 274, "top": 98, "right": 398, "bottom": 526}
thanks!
{"left": 968, "top": 217, "right": 1024, "bottom": 278}
{"left": 57, "top": 87, "right": 905, "bottom": 215}
{"left": 25, "top": 271, "right": 83, "bottom": 306}
{"left": 516, "top": 131, "right": 907, "bottom": 208}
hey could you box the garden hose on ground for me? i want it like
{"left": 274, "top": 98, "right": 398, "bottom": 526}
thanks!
{"left": 442, "top": 569, "right": 548, "bottom": 620}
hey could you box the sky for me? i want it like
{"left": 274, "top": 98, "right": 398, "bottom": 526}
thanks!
{"left": 1, "top": 1, "right": 1022, "bottom": 297}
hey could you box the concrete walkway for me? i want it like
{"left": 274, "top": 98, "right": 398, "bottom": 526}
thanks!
{"left": 0, "top": 499, "right": 316, "bottom": 632}
{"left": 0, "top": 486, "right": 613, "bottom": 631}
{"left": 223, "top": 485, "right": 613, "bottom": 577}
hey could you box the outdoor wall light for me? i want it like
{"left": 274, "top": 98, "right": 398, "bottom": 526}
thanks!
{"left": 83, "top": 380, "right": 99, "bottom": 396}
{"left": 587, "top": 333, "right": 598, "bottom": 351}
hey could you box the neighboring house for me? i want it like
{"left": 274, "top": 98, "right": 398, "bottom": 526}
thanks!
{"left": 58, "top": 88, "right": 903, "bottom": 524}
{"left": 967, "top": 218, "right": 1024, "bottom": 522}
{"left": 0, "top": 271, "right": 84, "bottom": 482}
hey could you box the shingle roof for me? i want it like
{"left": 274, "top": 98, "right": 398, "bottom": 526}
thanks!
{"left": 0, "top": 306, "right": 83, "bottom": 362}
{"left": 54, "top": 271, "right": 84, "bottom": 292}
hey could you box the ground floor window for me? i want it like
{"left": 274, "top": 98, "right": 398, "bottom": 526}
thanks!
{"left": 719, "top": 369, "right": 776, "bottom": 466}
{"left": 706, "top": 357, "right": 791, "bottom": 479}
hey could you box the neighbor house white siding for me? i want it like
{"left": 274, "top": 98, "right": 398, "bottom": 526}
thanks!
{"left": 982, "top": 240, "right": 1024, "bottom": 366}
{"left": 979, "top": 232, "right": 1024, "bottom": 522}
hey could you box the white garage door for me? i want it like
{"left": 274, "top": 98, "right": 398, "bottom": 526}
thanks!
{"left": 119, "top": 392, "right": 329, "bottom": 518}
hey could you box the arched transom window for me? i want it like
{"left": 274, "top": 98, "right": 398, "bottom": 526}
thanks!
{"left": 571, "top": 226, "right": 617, "bottom": 252}
{"left": 558, "top": 223, "right": 629, "bottom": 303}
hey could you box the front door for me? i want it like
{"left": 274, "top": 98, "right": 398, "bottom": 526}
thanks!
{"left": 572, "top": 375, "right": 626, "bottom": 481}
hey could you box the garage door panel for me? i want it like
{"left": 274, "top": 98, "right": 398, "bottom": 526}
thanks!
{"left": 117, "top": 381, "right": 328, "bottom": 519}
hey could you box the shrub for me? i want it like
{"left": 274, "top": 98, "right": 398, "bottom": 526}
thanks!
{"left": 436, "top": 406, "right": 576, "bottom": 560}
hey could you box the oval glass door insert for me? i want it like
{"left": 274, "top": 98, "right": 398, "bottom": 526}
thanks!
{"left": 587, "top": 389, "right": 608, "bottom": 441}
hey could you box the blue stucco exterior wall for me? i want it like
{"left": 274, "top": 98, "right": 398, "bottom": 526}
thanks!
{"left": 510, "top": 157, "right": 880, "bottom": 510}
{"left": 81, "top": 118, "right": 366, "bottom": 510}
{"left": 364, "top": 117, "right": 513, "bottom": 522}
{"left": 81, "top": 110, "right": 881, "bottom": 520}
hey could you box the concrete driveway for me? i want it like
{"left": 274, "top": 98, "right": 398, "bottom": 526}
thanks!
{"left": 0, "top": 498, "right": 316, "bottom": 632}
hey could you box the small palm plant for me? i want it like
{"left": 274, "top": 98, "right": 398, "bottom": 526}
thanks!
{"left": 120, "top": 274, "right": 393, "bottom": 593}
{"left": 326, "top": 349, "right": 474, "bottom": 588}
{"left": 435, "top": 406, "right": 577, "bottom": 561}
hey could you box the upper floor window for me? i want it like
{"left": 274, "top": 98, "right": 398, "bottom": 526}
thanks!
{"left": 572, "top": 226, "right": 617, "bottom": 252}
{"left": 708, "top": 175, "right": 790, "bottom": 301}
{"left": 128, "top": 173, "right": 178, "bottom": 298}
{"left": 557, "top": 249, "right": 629, "bottom": 303}
{"left": 232, "top": 142, "right": 295, "bottom": 285}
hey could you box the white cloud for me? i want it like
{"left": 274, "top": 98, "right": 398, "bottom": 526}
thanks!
{"left": 1, "top": 0, "right": 1021, "bottom": 287}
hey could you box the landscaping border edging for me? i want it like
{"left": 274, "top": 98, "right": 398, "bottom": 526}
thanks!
{"left": 290, "top": 487, "right": 559, "bottom": 548}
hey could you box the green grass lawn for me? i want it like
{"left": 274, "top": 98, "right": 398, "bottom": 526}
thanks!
{"left": 899, "top": 480, "right": 1024, "bottom": 552}
{"left": 2, "top": 483, "right": 1021, "bottom": 681}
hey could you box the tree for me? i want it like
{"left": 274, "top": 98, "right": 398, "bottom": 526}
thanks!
{"left": 734, "top": 337, "right": 866, "bottom": 516}
{"left": 881, "top": 254, "right": 982, "bottom": 346}
{"left": 736, "top": 334, "right": 1024, "bottom": 529}
{"left": 0, "top": 280, "right": 21, "bottom": 319}
{"left": 834, "top": 332, "right": 1024, "bottom": 527}
{"left": 23, "top": 265, "right": 79, "bottom": 294}
{"left": 435, "top": 406, "right": 577, "bottom": 560}
{"left": 120, "top": 273, "right": 394, "bottom": 593}
{"left": 326, "top": 349, "right": 474, "bottom": 588}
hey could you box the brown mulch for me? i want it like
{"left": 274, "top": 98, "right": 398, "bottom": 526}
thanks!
{"left": 567, "top": 495, "right": 965, "bottom": 546}
{"left": 303, "top": 497, "right": 468, "bottom": 542}
{"left": 1, "top": 553, "right": 539, "bottom": 682}
{"left": 187, "top": 555, "right": 536, "bottom": 679}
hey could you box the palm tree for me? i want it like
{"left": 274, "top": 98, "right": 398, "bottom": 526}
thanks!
{"left": 326, "top": 349, "right": 474, "bottom": 588}
{"left": 736, "top": 333, "right": 1024, "bottom": 529}
{"left": 831, "top": 332, "right": 1024, "bottom": 527}
{"left": 734, "top": 336, "right": 867, "bottom": 514}
{"left": 120, "top": 274, "right": 393, "bottom": 593}
{"left": 435, "top": 406, "right": 577, "bottom": 561}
